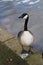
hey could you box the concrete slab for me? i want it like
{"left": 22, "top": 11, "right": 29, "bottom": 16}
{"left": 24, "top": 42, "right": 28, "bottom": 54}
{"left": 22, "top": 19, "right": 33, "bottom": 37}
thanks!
{"left": 0, "top": 28, "right": 14, "bottom": 42}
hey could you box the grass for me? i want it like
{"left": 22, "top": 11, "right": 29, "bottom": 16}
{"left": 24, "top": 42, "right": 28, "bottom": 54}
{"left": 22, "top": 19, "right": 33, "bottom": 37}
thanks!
{"left": 0, "top": 41, "right": 29, "bottom": 65}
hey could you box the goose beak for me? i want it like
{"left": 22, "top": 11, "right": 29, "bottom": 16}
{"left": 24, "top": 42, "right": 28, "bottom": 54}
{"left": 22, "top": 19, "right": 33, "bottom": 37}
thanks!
{"left": 18, "top": 15, "right": 23, "bottom": 18}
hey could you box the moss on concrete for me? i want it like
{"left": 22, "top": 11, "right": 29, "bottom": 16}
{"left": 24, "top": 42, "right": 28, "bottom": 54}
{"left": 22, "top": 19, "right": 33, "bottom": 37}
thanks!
{"left": 25, "top": 50, "right": 43, "bottom": 65}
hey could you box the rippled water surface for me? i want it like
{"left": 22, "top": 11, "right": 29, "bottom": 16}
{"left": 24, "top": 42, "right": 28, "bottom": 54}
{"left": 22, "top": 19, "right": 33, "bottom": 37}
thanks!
{"left": 0, "top": 0, "right": 43, "bottom": 53}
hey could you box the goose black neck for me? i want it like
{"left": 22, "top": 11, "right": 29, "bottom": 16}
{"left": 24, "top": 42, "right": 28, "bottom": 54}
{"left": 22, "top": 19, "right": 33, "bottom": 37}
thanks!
{"left": 24, "top": 17, "right": 28, "bottom": 31}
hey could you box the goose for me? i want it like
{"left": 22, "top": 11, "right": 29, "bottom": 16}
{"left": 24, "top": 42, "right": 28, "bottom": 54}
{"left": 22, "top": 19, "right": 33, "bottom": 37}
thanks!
{"left": 18, "top": 13, "right": 34, "bottom": 57}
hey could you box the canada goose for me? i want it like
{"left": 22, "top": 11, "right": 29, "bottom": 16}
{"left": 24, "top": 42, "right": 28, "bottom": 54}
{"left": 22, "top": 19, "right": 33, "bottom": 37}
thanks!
{"left": 18, "top": 13, "right": 34, "bottom": 55}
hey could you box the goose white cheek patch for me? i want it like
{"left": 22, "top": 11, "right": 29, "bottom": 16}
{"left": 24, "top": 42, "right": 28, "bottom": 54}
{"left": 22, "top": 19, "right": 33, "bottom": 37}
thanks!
{"left": 23, "top": 15, "right": 28, "bottom": 19}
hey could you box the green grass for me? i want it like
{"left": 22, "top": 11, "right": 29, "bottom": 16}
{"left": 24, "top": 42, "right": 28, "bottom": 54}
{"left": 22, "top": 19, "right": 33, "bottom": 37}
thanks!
{"left": 0, "top": 41, "right": 29, "bottom": 65}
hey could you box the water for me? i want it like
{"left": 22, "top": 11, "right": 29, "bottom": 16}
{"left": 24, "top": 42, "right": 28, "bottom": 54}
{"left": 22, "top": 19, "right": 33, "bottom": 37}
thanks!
{"left": 0, "top": 0, "right": 43, "bottom": 53}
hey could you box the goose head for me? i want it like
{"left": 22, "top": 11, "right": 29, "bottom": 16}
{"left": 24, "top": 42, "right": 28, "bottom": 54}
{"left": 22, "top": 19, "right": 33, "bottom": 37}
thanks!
{"left": 18, "top": 13, "right": 29, "bottom": 20}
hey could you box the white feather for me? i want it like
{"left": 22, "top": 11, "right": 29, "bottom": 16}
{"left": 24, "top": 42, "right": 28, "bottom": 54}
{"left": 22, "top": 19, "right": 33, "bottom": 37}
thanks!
{"left": 20, "top": 31, "right": 34, "bottom": 46}
{"left": 23, "top": 15, "right": 28, "bottom": 19}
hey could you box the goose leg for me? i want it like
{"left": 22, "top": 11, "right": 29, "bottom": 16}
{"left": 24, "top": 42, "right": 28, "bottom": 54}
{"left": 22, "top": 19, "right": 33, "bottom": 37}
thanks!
{"left": 28, "top": 46, "right": 34, "bottom": 54}
{"left": 21, "top": 45, "right": 28, "bottom": 54}
{"left": 20, "top": 45, "right": 29, "bottom": 59}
